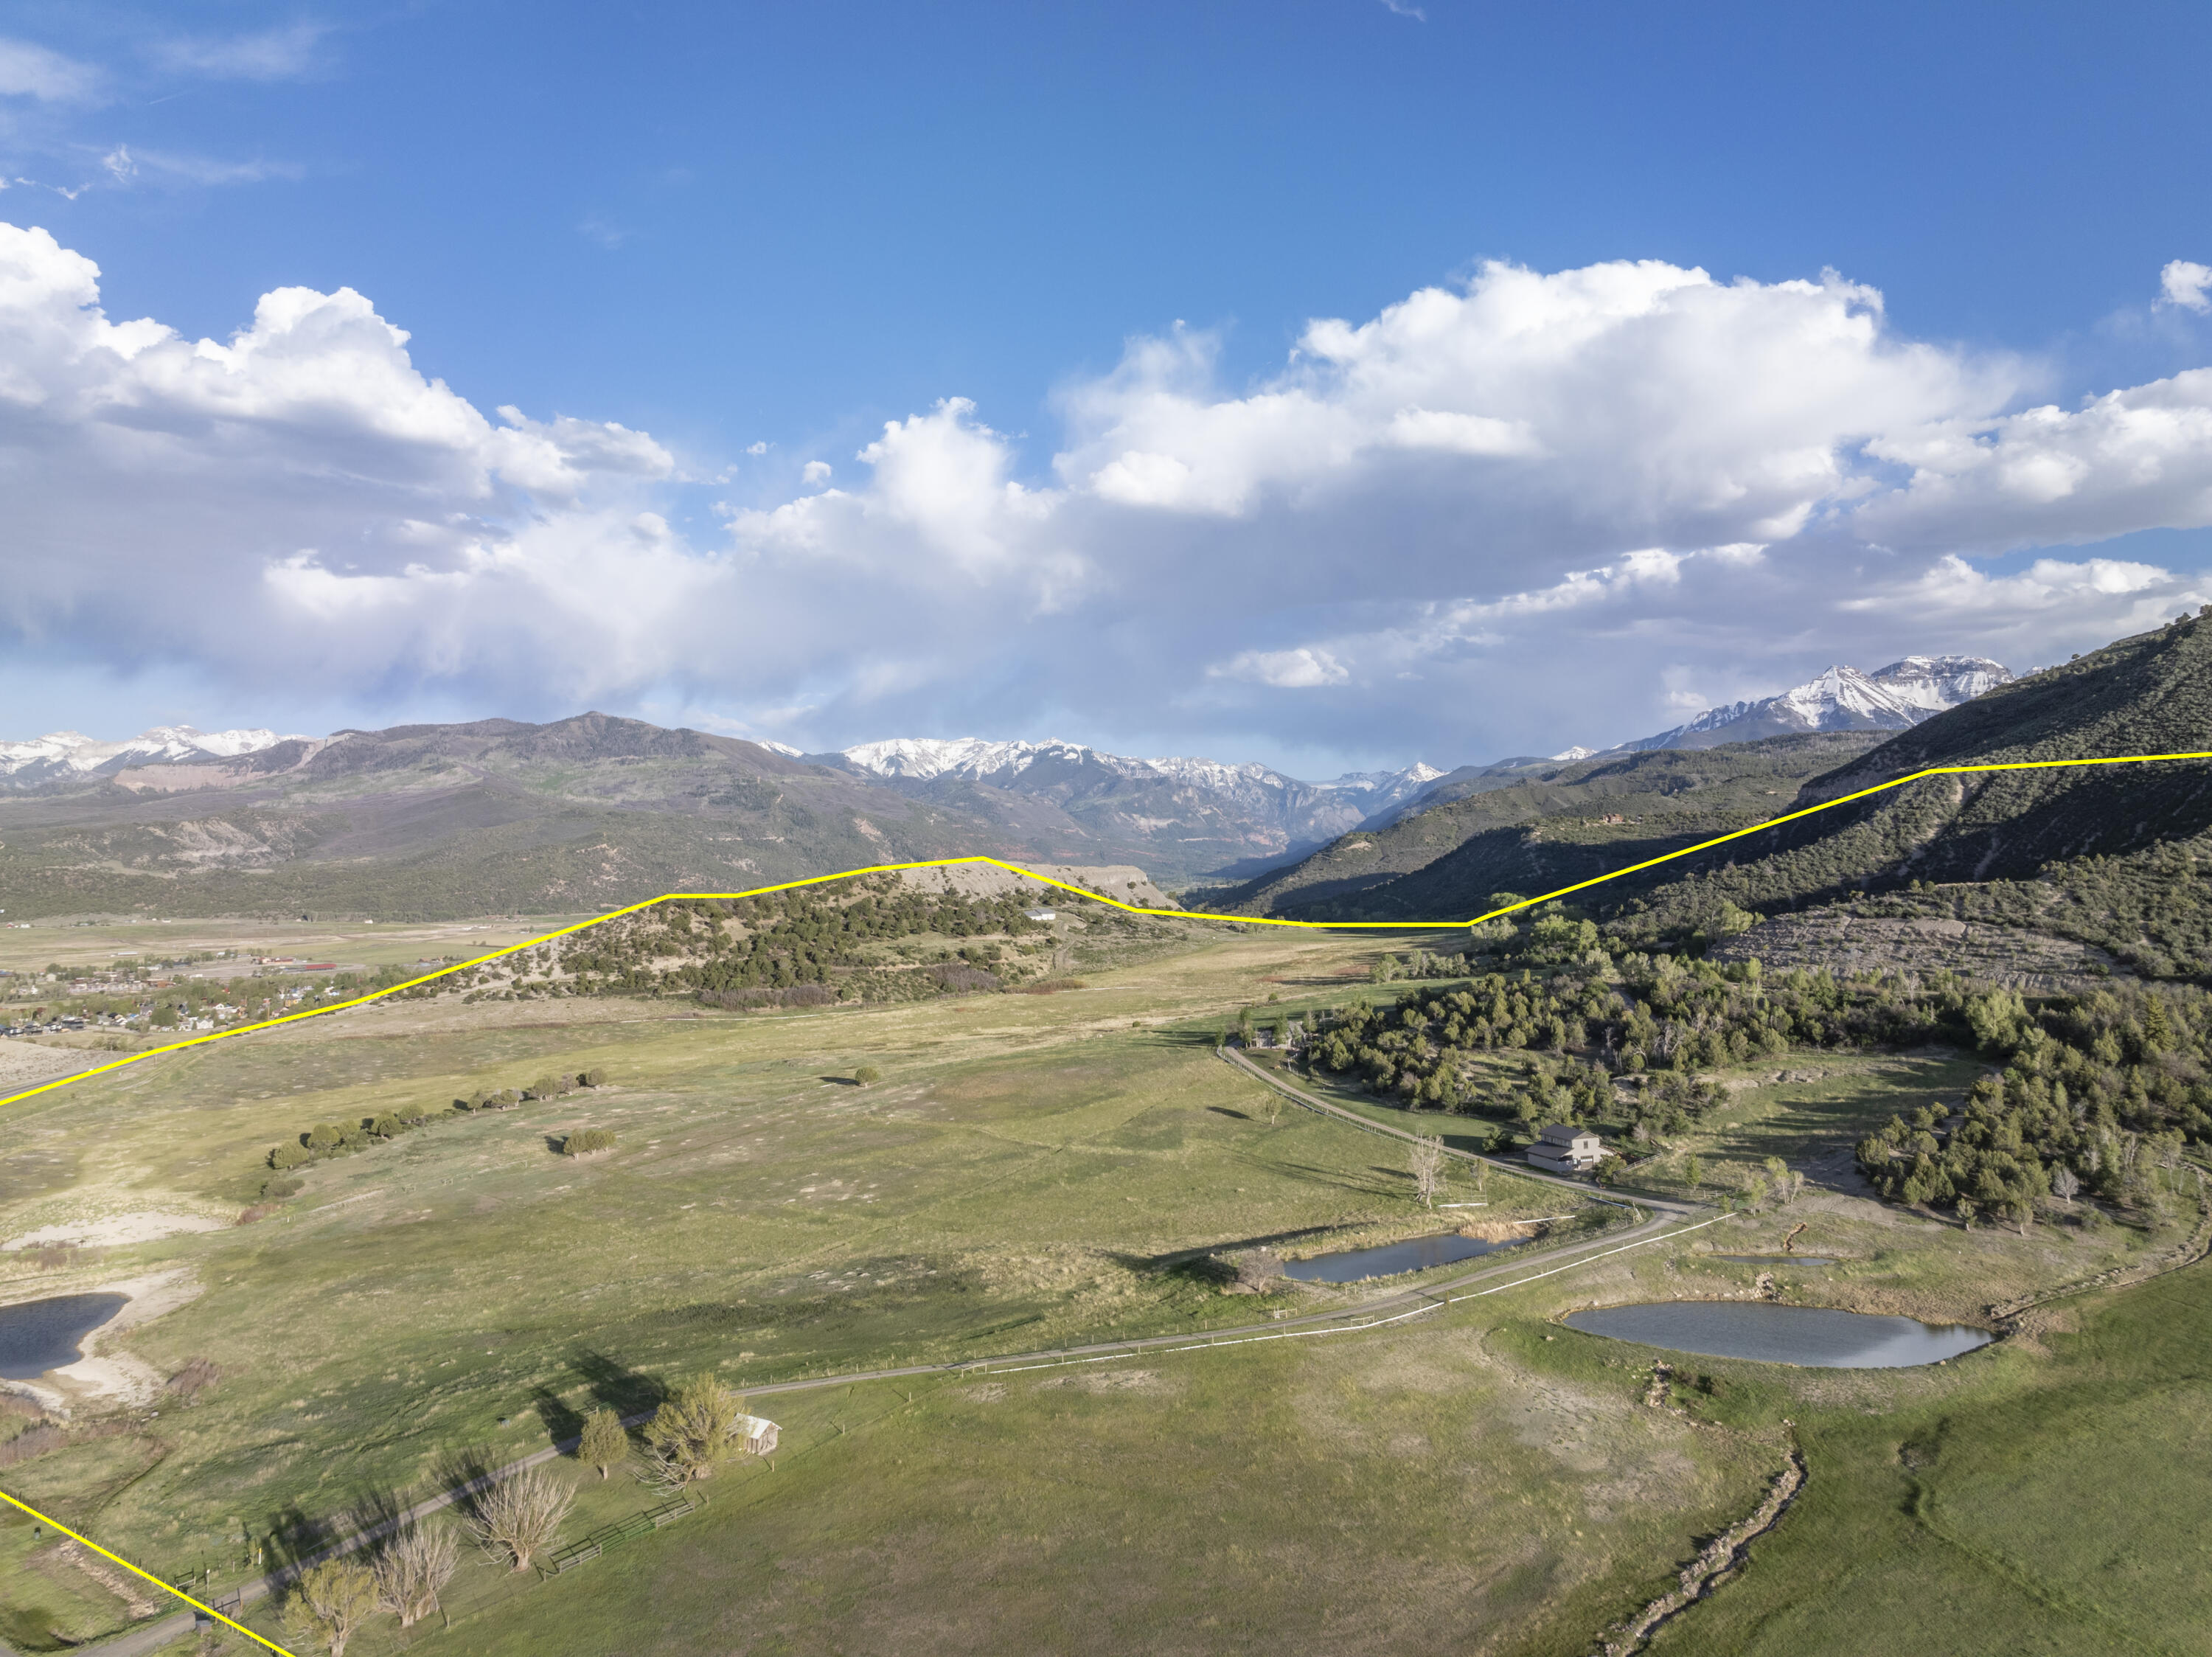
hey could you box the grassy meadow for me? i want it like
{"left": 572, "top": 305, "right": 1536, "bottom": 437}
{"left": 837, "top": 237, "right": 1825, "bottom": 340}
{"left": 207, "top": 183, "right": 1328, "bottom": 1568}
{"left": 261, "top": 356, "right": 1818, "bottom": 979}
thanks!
{"left": 0, "top": 917, "right": 2202, "bottom": 1656}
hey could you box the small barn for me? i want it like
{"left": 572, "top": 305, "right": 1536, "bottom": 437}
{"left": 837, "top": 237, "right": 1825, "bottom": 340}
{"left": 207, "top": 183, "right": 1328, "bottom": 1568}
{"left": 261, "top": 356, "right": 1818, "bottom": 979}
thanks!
{"left": 737, "top": 1413, "right": 780, "bottom": 1456}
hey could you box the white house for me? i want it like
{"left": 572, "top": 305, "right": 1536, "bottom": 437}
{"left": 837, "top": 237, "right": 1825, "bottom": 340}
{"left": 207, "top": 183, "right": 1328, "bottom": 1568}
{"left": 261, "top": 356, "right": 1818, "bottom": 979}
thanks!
{"left": 1526, "top": 1122, "right": 1605, "bottom": 1175}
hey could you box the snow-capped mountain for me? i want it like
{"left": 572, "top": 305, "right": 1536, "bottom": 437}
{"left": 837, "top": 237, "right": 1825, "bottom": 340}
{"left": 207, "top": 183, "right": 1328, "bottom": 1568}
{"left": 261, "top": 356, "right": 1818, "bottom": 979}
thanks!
{"left": 821, "top": 738, "right": 1445, "bottom": 856}
{"left": 1615, "top": 656, "right": 2011, "bottom": 751}
{"left": 0, "top": 726, "right": 316, "bottom": 787}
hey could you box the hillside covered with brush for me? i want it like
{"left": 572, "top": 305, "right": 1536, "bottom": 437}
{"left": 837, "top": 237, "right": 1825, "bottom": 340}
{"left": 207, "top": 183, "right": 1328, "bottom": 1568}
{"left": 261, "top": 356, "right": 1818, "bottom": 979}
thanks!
{"left": 1208, "top": 733, "right": 1883, "bottom": 920}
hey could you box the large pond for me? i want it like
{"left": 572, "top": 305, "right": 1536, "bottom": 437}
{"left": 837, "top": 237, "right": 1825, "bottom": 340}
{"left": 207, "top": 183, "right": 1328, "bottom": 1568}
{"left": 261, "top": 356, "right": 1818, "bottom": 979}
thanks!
{"left": 1563, "top": 1301, "right": 1992, "bottom": 1368}
{"left": 0, "top": 1293, "right": 128, "bottom": 1380}
{"left": 1284, "top": 1232, "right": 1527, "bottom": 1284}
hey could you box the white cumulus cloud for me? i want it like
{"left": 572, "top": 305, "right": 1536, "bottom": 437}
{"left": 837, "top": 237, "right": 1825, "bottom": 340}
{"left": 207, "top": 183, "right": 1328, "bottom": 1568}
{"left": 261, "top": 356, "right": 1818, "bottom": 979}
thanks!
{"left": 5, "top": 220, "right": 2212, "bottom": 765}
{"left": 2160, "top": 260, "right": 2212, "bottom": 313}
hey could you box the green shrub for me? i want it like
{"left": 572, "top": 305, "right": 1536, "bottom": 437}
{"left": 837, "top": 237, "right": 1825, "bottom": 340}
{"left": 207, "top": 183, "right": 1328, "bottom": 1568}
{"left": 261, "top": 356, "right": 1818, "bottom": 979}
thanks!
{"left": 305, "top": 1124, "right": 341, "bottom": 1152}
{"left": 260, "top": 1176, "right": 304, "bottom": 1200}
{"left": 577, "top": 1069, "right": 607, "bottom": 1088}
{"left": 853, "top": 1065, "right": 882, "bottom": 1086}
{"left": 563, "top": 1128, "right": 617, "bottom": 1156}
{"left": 369, "top": 1114, "right": 405, "bottom": 1138}
{"left": 268, "top": 1142, "right": 311, "bottom": 1171}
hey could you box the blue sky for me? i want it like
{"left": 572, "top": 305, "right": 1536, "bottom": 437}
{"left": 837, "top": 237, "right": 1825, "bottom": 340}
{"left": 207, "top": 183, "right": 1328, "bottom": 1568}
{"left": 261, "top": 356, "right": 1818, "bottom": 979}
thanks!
{"left": 4, "top": 1, "right": 2211, "bottom": 772}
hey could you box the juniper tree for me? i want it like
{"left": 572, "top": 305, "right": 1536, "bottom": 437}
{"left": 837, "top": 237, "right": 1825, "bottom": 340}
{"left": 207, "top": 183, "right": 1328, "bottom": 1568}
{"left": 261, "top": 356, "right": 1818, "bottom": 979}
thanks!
{"left": 578, "top": 1406, "right": 629, "bottom": 1479}
{"left": 641, "top": 1373, "right": 748, "bottom": 1485}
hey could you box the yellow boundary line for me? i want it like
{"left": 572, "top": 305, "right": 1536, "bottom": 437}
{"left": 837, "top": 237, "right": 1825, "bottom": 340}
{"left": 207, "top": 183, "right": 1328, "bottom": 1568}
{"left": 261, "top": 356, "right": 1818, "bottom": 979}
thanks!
{"left": 0, "top": 746, "right": 2205, "bottom": 1645}
{"left": 0, "top": 1487, "right": 296, "bottom": 1653}
{"left": 3, "top": 747, "right": 2208, "bottom": 1122}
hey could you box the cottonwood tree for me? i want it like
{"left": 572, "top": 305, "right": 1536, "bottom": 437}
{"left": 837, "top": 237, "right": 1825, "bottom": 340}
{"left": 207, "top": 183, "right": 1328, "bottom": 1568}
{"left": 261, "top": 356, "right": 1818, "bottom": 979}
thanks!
{"left": 282, "top": 1560, "right": 378, "bottom": 1656}
{"left": 578, "top": 1406, "right": 629, "bottom": 1479}
{"left": 1408, "top": 1135, "right": 1446, "bottom": 1209}
{"left": 642, "top": 1373, "right": 748, "bottom": 1485}
{"left": 1762, "top": 1156, "right": 1805, "bottom": 1205}
{"left": 372, "top": 1526, "right": 458, "bottom": 1628}
{"left": 463, "top": 1465, "right": 574, "bottom": 1571}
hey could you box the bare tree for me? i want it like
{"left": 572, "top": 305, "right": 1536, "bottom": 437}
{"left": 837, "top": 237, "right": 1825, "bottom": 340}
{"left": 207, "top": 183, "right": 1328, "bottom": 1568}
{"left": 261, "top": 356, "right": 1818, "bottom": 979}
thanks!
{"left": 281, "top": 1560, "right": 378, "bottom": 1656}
{"left": 372, "top": 1526, "right": 458, "bottom": 1628}
{"left": 578, "top": 1406, "right": 629, "bottom": 1479}
{"left": 1232, "top": 1248, "right": 1285, "bottom": 1291}
{"left": 2051, "top": 1164, "right": 2081, "bottom": 1208}
{"left": 1408, "top": 1135, "right": 1445, "bottom": 1209}
{"left": 642, "top": 1373, "right": 748, "bottom": 1486}
{"left": 463, "top": 1465, "right": 574, "bottom": 1571}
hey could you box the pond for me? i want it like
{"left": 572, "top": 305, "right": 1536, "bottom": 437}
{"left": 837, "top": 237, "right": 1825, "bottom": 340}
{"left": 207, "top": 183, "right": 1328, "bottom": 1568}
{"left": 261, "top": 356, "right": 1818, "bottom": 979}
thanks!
{"left": 1284, "top": 1232, "right": 1527, "bottom": 1284}
{"left": 0, "top": 1293, "right": 128, "bottom": 1380}
{"left": 1562, "top": 1301, "right": 1991, "bottom": 1368}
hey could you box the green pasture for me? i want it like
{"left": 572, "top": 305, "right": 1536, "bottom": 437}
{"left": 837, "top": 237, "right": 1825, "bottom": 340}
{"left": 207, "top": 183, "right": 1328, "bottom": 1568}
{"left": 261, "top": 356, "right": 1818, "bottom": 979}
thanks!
{"left": 0, "top": 921, "right": 2204, "bottom": 1656}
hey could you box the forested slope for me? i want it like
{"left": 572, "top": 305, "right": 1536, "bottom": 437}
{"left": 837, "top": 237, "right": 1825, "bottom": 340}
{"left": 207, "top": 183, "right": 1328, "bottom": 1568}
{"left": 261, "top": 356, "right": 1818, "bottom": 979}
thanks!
{"left": 1213, "top": 734, "right": 1882, "bottom": 920}
{"left": 1604, "top": 614, "right": 2212, "bottom": 974}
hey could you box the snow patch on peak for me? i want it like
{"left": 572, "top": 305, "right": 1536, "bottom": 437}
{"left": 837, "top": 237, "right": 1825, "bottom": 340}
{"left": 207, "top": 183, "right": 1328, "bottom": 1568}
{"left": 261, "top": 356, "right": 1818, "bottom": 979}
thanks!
{"left": 1615, "top": 654, "right": 2011, "bottom": 751}
{"left": 1551, "top": 746, "right": 1597, "bottom": 763}
{"left": 0, "top": 725, "right": 309, "bottom": 779}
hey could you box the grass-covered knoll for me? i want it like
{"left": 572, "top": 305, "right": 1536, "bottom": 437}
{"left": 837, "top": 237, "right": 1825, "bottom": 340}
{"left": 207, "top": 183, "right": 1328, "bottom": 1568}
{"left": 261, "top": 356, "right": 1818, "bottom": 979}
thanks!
{"left": 455, "top": 875, "right": 1195, "bottom": 1008}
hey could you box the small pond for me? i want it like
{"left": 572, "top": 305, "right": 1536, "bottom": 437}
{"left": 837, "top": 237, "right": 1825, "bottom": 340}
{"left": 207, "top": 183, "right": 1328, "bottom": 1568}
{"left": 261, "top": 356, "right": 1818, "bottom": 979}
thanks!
{"left": 0, "top": 1293, "right": 128, "bottom": 1380}
{"left": 1284, "top": 1232, "right": 1527, "bottom": 1284}
{"left": 1713, "top": 1254, "right": 1838, "bottom": 1267}
{"left": 1563, "top": 1301, "right": 1991, "bottom": 1368}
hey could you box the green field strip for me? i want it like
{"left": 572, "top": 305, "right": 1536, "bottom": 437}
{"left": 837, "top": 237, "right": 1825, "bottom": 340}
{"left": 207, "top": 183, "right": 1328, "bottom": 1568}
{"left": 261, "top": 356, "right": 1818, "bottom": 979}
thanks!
{"left": 0, "top": 1487, "right": 299, "bottom": 1655}
{"left": 3, "top": 746, "right": 2207, "bottom": 1121}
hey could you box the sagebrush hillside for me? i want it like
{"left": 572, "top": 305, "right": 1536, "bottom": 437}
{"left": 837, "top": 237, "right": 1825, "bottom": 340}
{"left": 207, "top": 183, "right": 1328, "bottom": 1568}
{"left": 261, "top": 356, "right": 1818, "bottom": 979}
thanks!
{"left": 0, "top": 714, "right": 1259, "bottom": 921}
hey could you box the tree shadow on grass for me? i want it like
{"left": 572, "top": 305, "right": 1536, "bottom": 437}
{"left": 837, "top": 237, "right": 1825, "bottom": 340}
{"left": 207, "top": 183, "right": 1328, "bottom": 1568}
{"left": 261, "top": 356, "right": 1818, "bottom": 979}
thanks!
{"left": 532, "top": 1385, "right": 585, "bottom": 1448}
{"left": 569, "top": 1349, "right": 667, "bottom": 1420}
{"left": 260, "top": 1501, "right": 333, "bottom": 1571}
{"left": 428, "top": 1445, "right": 495, "bottom": 1521}
{"left": 341, "top": 1482, "right": 415, "bottom": 1557}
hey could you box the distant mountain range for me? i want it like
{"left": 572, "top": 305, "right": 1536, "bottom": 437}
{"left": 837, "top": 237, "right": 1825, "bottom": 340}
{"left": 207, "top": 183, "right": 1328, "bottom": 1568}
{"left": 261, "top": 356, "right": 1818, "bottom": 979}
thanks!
{"left": 1611, "top": 656, "right": 2011, "bottom": 751}
{"left": 812, "top": 737, "right": 1444, "bottom": 875}
{"left": 0, "top": 725, "right": 313, "bottom": 786}
{"left": 0, "top": 650, "right": 2015, "bottom": 917}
